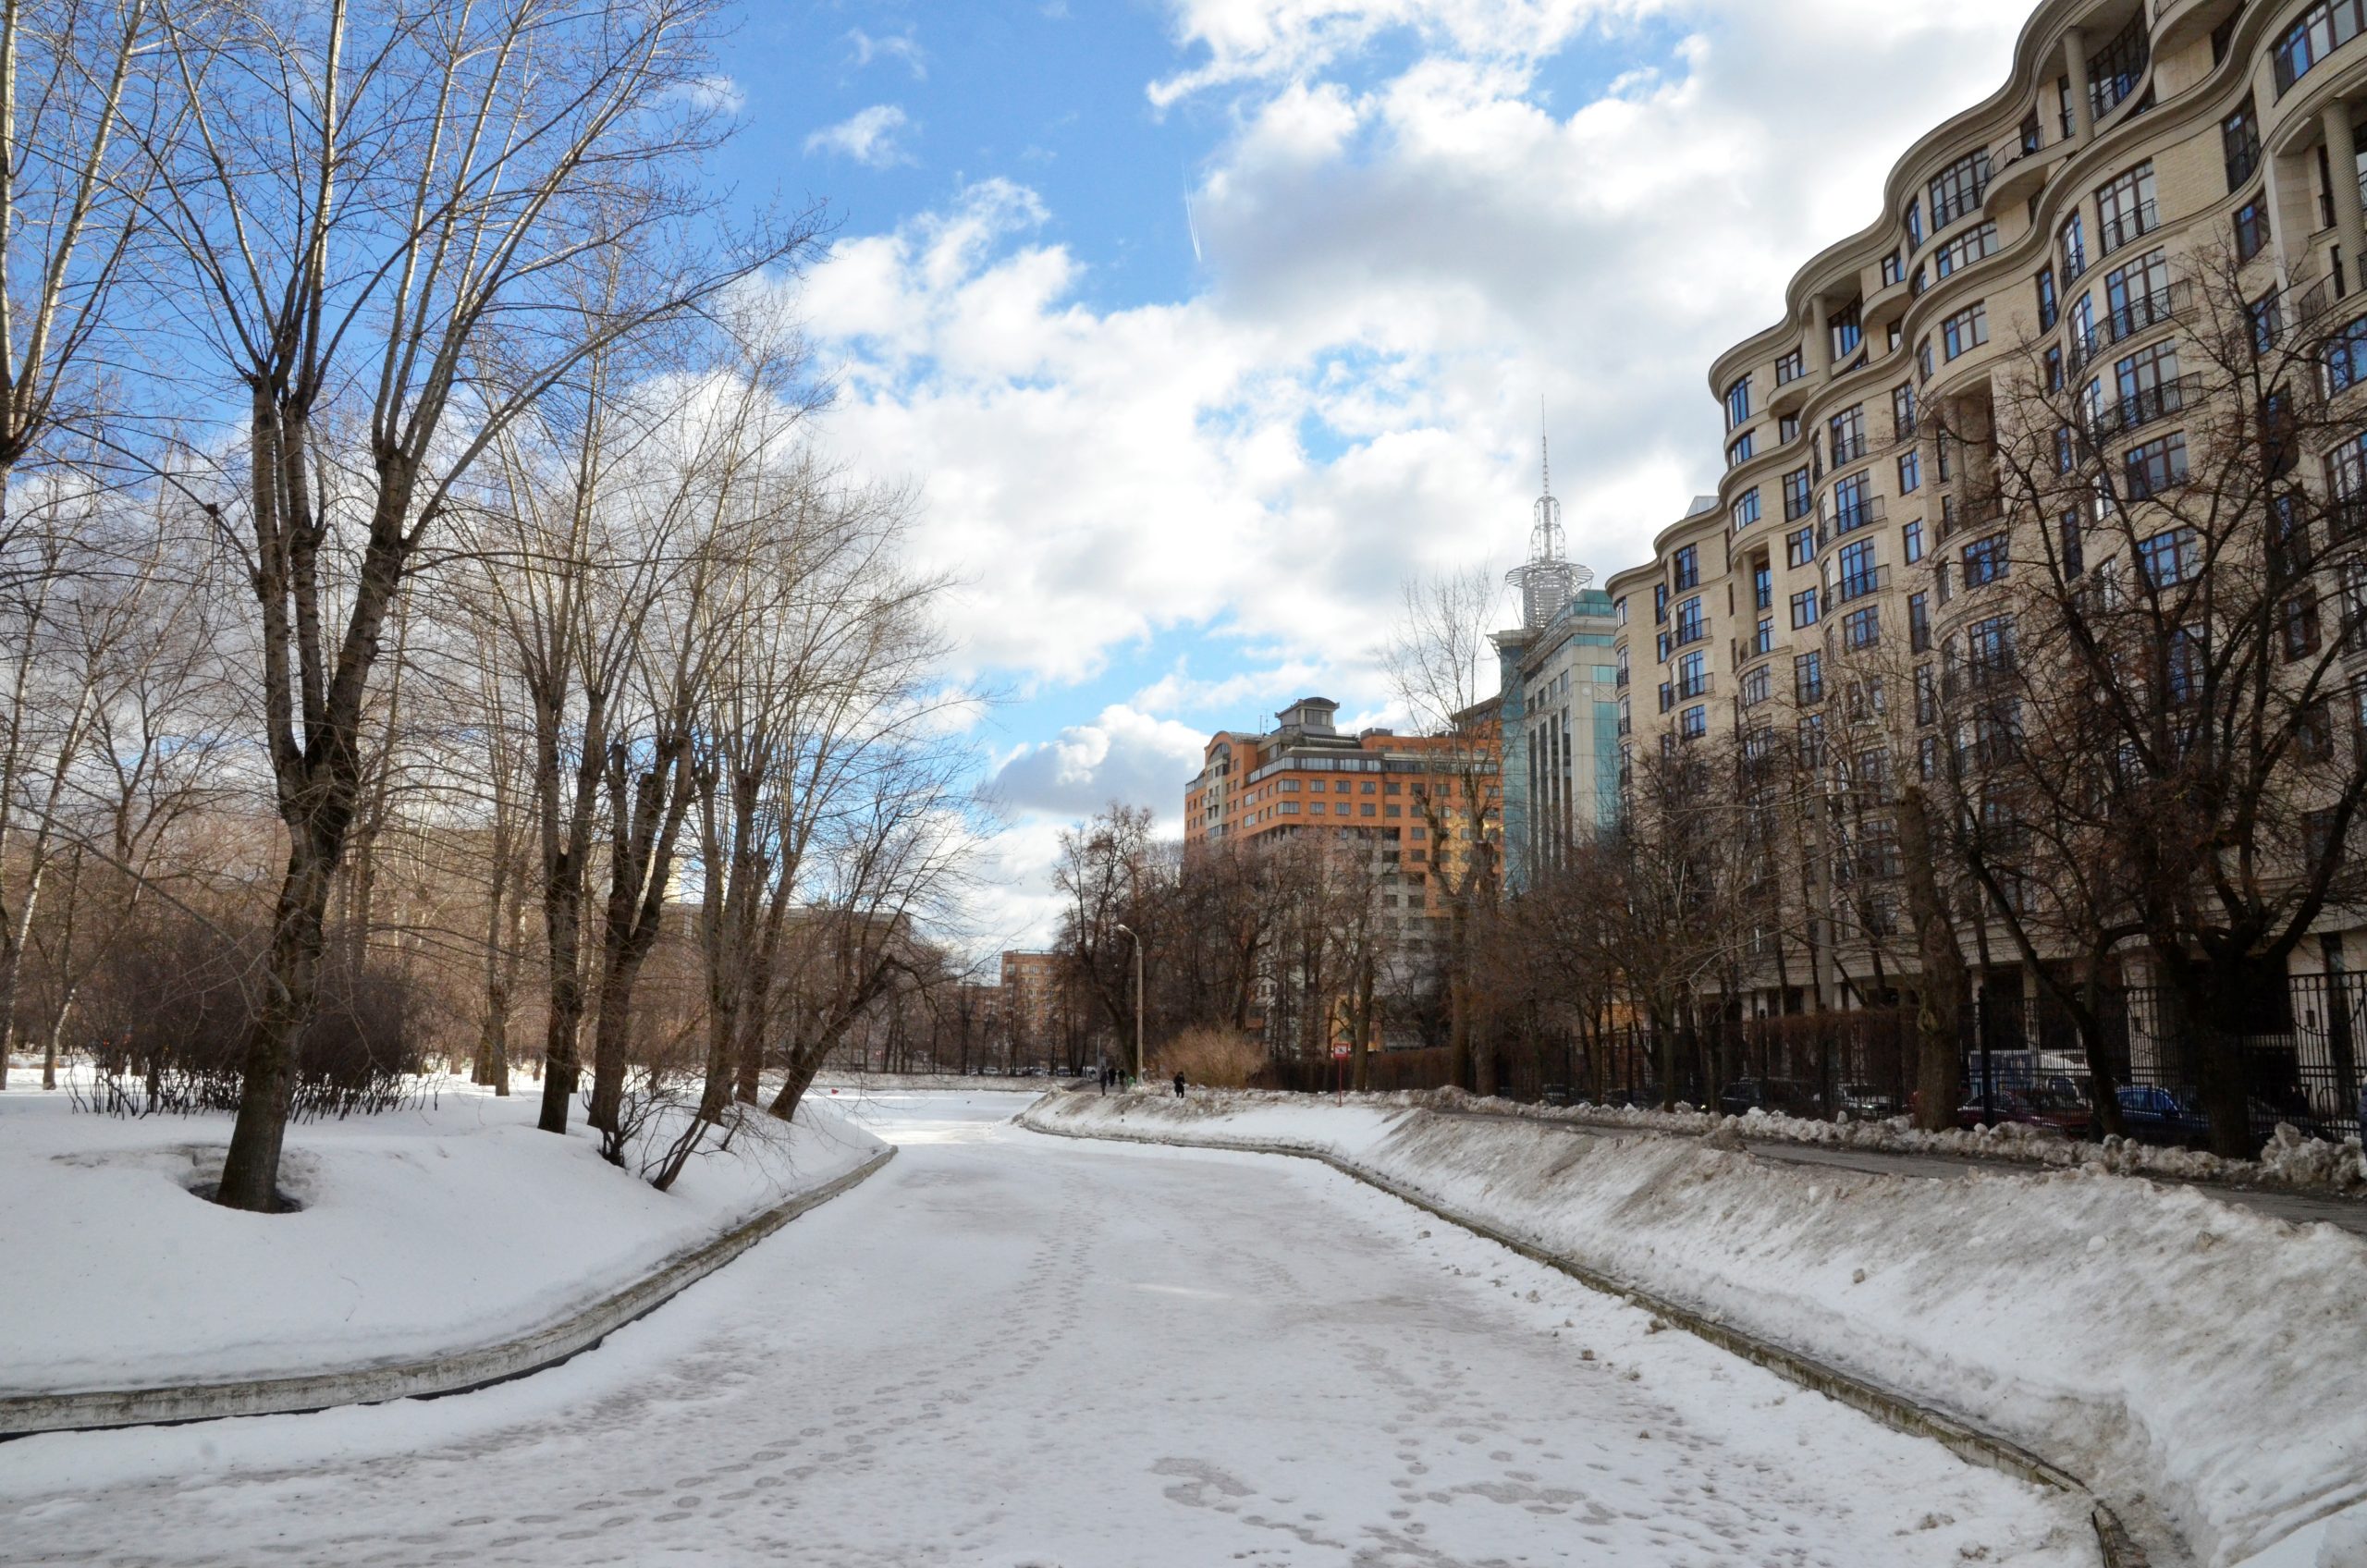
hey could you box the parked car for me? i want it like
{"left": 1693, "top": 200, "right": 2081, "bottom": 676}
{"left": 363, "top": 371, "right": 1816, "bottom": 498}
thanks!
{"left": 1539, "top": 1084, "right": 1572, "bottom": 1106}
{"left": 1838, "top": 1082, "right": 1901, "bottom": 1120}
{"left": 2115, "top": 1084, "right": 2211, "bottom": 1146}
{"left": 1718, "top": 1077, "right": 1824, "bottom": 1120}
{"left": 2115, "top": 1084, "right": 2330, "bottom": 1149}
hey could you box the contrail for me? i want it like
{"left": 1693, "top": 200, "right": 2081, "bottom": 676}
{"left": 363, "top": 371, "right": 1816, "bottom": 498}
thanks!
{"left": 1183, "top": 177, "right": 1203, "bottom": 265}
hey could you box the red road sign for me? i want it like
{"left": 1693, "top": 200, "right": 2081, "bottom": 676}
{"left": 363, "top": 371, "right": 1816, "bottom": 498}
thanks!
{"left": 1331, "top": 1045, "right": 1350, "bottom": 1060}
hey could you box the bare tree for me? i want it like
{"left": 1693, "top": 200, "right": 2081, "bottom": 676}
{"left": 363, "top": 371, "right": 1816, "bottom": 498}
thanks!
{"left": 134, "top": 0, "right": 814, "bottom": 1207}
{"left": 1385, "top": 568, "right": 1504, "bottom": 1091}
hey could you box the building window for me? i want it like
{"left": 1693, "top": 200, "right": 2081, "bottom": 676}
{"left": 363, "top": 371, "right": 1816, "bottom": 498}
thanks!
{"left": 2284, "top": 585, "right": 2323, "bottom": 661}
{"left": 2059, "top": 510, "right": 2086, "bottom": 579}
{"left": 1906, "top": 198, "right": 1923, "bottom": 251}
{"left": 2233, "top": 195, "right": 2271, "bottom": 262}
{"left": 1941, "top": 302, "right": 1989, "bottom": 361}
{"left": 2137, "top": 524, "right": 2199, "bottom": 587}
{"left": 1783, "top": 466, "right": 1814, "bottom": 521}
{"left": 1833, "top": 472, "right": 1876, "bottom": 533}
{"left": 1795, "top": 651, "right": 1824, "bottom": 704}
{"left": 1779, "top": 413, "right": 1801, "bottom": 445}
{"left": 1674, "top": 594, "right": 1707, "bottom": 644}
{"left": 1785, "top": 525, "right": 1816, "bottom": 569}
{"left": 1775, "top": 349, "right": 1806, "bottom": 385}
{"left": 1903, "top": 518, "right": 1925, "bottom": 563}
{"left": 1882, "top": 251, "right": 1905, "bottom": 288}
{"left": 1680, "top": 705, "right": 1707, "bottom": 740}
{"left": 1732, "top": 488, "right": 1761, "bottom": 530}
{"left": 1898, "top": 449, "right": 1922, "bottom": 494}
{"left": 1929, "top": 151, "right": 1990, "bottom": 228}
{"left": 1673, "top": 545, "right": 1699, "bottom": 590}
{"left": 1830, "top": 405, "right": 1868, "bottom": 464}
{"left": 1790, "top": 586, "right": 1820, "bottom": 629}
{"left": 1843, "top": 605, "right": 1881, "bottom": 651}
{"left": 2059, "top": 212, "right": 2087, "bottom": 282}
{"left": 2036, "top": 265, "right": 2058, "bottom": 330}
{"left": 1829, "top": 297, "right": 1864, "bottom": 361}
{"left": 2044, "top": 345, "right": 2065, "bottom": 391}
{"left": 1917, "top": 337, "right": 1934, "bottom": 382}
{"left": 1754, "top": 560, "right": 1773, "bottom": 610}
{"left": 1891, "top": 383, "right": 1917, "bottom": 439}
{"left": 1909, "top": 591, "right": 1931, "bottom": 652}
{"left": 2124, "top": 432, "right": 2189, "bottom": 499}
{"left": 2096, "top": 163, "right": 2158, "bottom": 254}
{"left": 2329, "top": 312, "right": 2367, "bottom": 394}
{"left": 2274, "top": 2, "right": 2367, "bottom": 96}
{"left": 1934, "top": 221, "right": 1998, "bottom": 277}
{"left": 2087, "top": 12, "right": 2149, "bottom": 121}
{"left": 1728, "top": 429, "right": 1756, "bottom": 468}
{"left": 2224, "top": 96, "right": 2261, "bottom": 189}
{"left": 1963, "top": 533, "right": 2008, "bottom": 587}
{"left": 1725, "top": 374, "right": 1752, "bottom": 430}
{"left": 1741, "top": 666, "right": 1772, "bottom": 708}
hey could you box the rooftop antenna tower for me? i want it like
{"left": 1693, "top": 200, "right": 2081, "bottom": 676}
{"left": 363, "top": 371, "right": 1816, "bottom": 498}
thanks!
{"left": 1506, "top": 404, "right": 1592, "bottom": 630}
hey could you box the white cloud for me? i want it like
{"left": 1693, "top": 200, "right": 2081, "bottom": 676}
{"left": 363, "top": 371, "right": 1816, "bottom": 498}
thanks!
{"left": 983, "top": 704, "right": 1211, "bottom": 824}
{"left": 848, "top": 27, "right": 927, "bottom": 80}
{"left": 797, "top": 0, "right": 2034, "bottom": 944}
{"left": 803, "top": 104, "right": 916, "bottom": 167}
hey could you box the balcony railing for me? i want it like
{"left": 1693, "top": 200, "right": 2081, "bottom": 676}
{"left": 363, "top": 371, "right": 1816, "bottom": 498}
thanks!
{"left": 1831, "top": 430, "right": 1869, "bottom": 465}
{"left": 2070, "top": 281, "right": 2189, "bottom": 370}
{"left": 1674, "top": 671, "right": 1714, "bottom": 702}
{"left": 1672, "top": 619, "right": 1710, "bottom": 649}
{"left": 1831, "top": 494, "right": 1887, "bottom": 535}
{"left": 1795, "top": 677, "right": 1826, "bottom": 705}
{"left": 1942, "top": 654, "right": 2018, "bottom": 700}
{"left": 1834, "top": 565, "right": 1890, "bottom": 604}
{"left": 2100, "top": 199, "right": 2160, "bottom": 256}
{"left": 2086, "top": 375, "right": 2193, "bottom": 442}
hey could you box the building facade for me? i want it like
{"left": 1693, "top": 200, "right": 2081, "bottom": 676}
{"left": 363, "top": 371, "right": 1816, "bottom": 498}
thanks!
{"left": 1577, "top": 0, "right": 2367, "bottom": 1029}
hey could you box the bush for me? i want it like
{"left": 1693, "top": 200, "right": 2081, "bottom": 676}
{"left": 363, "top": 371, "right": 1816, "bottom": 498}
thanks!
{"left": 1155, "top": 1027, "right": 1264, "bottom": 1088}
{"left": 73, "top": 911, "right": 426, "bottom": 1119}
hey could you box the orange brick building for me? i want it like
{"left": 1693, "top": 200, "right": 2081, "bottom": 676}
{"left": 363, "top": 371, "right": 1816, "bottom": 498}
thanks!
{"left": 1182, "top": 697, "right": 1499, "bottom": 920}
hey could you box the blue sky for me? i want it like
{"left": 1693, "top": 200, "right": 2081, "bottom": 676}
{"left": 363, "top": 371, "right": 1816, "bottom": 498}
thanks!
{"left": 707, "top": 0, "right": 2037, "bottom": 950}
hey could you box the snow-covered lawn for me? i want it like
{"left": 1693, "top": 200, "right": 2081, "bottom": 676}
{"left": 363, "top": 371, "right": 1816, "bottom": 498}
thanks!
{"left": 1025, "top": 1089, "right": 2367, "bottom": 1568}
{"left": 0, "top": 1074, "right": 883, "bottom": 1397}
{"left": 0, "top": 1093, "right": 2092, "bottom": 1568}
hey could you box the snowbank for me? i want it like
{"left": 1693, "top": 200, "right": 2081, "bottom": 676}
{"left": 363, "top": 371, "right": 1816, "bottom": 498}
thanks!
{"left": 1025, "top": 1090, "right": 2367, "bottom": 1568}
{"left": 811, "top": 1071, "right": 1055, "bottom": 1093}
{"left": 0, "top": 1082, "right": 885, "bottom": 1398}
{"left": 1420, "top": 1086, "right": 2367, "bottom": 1194}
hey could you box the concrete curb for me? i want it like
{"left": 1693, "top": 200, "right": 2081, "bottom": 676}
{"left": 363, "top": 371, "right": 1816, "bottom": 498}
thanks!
{"left": 1020, "top": 1105, "right": 2152, "bottom": 1568}
{"left": 0, "top": 1145, "right": 896, "bottom": 1439}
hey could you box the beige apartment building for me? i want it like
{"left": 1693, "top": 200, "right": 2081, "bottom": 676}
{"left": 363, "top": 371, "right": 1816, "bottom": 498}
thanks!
{"left": 1604, "top": 0, "right": 2367, "bottom": 1023}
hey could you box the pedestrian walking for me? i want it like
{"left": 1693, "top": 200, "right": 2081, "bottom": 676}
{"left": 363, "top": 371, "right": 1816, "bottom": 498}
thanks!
{"left": 1172, "top": 1071, "right": 1186, "bottom": 1099}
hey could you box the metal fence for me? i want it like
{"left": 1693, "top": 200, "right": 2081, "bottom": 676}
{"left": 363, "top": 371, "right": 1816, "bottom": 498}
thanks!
{"left": 1259, "top": 974, "right": 2367, "bottom": 1150}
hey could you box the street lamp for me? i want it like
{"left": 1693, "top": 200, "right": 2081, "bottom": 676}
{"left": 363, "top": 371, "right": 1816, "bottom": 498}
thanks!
{"left": 1113, "top": 923, "right": 1145, "bottom": 1086}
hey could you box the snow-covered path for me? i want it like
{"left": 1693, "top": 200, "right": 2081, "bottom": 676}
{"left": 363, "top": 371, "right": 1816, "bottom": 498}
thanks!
{"left": 0, "top": 1093, "right": 2090, "bottom": 1567}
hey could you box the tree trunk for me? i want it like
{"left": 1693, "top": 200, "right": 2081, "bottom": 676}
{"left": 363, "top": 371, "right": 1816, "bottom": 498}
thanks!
{"left": 216, "top": 831, "right": 336, "bottom": 1210}
{"left": 1897, "top": 785, "right": 1967, "bottom": 1132}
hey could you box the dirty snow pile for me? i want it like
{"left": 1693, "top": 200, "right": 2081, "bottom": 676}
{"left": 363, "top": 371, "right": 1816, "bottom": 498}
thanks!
{"left": 1404, "top": 1085, "right": 2367, "bottom": 1194}
{"left": 1025, "top": 1090, "right": 2367, "bottom": 1568}
{"left": 0, "top": 1082, "right": 884, "bottom": 1397}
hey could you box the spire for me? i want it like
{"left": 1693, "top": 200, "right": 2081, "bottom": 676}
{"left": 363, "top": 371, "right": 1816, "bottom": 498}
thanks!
{"left": 1540, "top": 396, "right": 1551, "bottom": 499}
{"left": 1506, "top": 403, "right": 1593, "bottom": 631}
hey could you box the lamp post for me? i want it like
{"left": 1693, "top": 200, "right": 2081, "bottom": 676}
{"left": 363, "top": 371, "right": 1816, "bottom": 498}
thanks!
{"left": 1114, "top": 923, "right": 1145, "bottom": 1086}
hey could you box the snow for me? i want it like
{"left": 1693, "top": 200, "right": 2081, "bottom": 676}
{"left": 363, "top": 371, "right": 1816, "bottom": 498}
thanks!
{"left": 811, "top": 1071, "right": 1056, "bottom": 1093}
{"left": 0, "top": 1092, "right": 2092, "bottom": 1567}
{"left": 1420, "top": 1087, "right": 2367, "bottom": 1195}
{"left": 0, "top": 1074, "right": 884, "bottom": 1396}
{"left": 1028, "top": 1089, "right": 2367, "bottom": 1568}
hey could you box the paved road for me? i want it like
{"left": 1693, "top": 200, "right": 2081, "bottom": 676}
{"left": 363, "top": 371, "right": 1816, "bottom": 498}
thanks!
{"left": 0, "top": 1094, "right": 2091, "bottom": 1567}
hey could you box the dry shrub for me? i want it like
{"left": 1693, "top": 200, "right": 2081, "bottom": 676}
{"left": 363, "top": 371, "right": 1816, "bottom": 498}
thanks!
{"left": 1156, "top": 1027, "right": 1264, "bottom": 1088}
